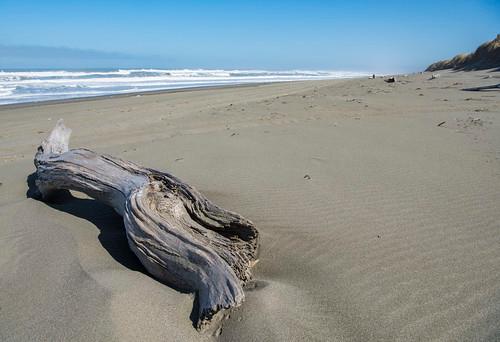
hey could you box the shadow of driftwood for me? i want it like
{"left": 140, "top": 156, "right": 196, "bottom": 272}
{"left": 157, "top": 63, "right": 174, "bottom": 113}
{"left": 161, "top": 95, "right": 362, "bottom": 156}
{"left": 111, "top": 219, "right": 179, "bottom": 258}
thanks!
{"left": 26, "top": 172, "right": 145, "bottom": 272}
{"left": 462, "top": 83, "right": 500, "bottom": 92}
{"left": 26, "top": 172, "right": 202, "bottom": 328}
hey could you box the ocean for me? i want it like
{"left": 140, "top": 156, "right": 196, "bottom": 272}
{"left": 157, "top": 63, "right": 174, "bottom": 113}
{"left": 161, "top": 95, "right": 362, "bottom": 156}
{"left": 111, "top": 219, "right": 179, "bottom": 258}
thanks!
{"left": 0, "top": 69, "right": 368, "bottom": 105}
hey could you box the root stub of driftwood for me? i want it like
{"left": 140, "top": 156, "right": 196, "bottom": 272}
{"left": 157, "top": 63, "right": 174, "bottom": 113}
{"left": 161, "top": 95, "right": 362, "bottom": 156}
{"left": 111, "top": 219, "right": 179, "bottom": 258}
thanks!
{"left": 33, "top": 119, "right": 259, "bottom": 329}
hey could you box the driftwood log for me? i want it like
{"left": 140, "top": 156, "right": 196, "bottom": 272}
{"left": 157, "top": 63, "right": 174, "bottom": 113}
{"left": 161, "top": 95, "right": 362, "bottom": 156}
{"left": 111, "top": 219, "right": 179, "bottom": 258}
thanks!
{"left": 33, "top": 120, "right": 259, "bottom": 329}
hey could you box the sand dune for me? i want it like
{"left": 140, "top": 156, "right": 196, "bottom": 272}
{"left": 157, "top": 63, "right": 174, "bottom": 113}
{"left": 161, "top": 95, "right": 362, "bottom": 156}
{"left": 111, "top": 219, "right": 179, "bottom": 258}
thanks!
{"left": 1, "top": 70, "right": 499, "bottom": 341}
{"left": 426, "top": 34, "right": 500, "bottom": 71}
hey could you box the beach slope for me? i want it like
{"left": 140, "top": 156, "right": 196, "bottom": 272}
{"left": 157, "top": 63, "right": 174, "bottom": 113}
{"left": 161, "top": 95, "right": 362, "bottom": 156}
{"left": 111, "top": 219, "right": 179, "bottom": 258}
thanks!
{"left": 1, "top": 70, "right": 499, "bottom": 341}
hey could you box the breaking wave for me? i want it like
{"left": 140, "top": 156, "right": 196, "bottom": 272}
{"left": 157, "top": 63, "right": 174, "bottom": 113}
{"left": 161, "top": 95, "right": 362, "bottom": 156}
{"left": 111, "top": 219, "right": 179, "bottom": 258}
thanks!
{"left": 0, "top": 68, "right": 368, "bottom": 105}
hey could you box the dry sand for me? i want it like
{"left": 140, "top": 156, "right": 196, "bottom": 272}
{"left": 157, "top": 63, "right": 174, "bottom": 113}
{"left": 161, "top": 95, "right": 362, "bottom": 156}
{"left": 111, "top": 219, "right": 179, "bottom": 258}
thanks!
{"left": 1, "top": 70, "right": 499, "bottom": 341}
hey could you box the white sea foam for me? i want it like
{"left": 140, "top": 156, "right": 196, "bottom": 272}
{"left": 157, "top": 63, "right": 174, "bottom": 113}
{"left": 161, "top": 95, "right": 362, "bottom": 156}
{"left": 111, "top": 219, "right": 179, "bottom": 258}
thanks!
{"left": 0, "top": 68, "right": 368, "bottom": 105}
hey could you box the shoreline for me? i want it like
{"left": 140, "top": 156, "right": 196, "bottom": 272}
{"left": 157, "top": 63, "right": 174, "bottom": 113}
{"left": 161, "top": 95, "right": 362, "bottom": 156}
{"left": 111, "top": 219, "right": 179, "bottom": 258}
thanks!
{"left": 0, "top": 81, "right": 274, "bottom": 110}
{"left": 0, "top": 71, "right": 374, "bottom": 110}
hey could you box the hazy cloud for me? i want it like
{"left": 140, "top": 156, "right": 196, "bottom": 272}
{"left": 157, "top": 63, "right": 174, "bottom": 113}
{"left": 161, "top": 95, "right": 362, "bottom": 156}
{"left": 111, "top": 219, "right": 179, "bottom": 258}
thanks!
{"left": 0, "top": 44, "right": 169, "bottom": 69}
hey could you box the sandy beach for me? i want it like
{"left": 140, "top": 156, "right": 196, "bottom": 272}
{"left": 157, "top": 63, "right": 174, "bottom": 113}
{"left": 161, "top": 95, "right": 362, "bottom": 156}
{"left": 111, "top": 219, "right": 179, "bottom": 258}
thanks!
{"left": 1, "top": 70, "right": 499, "bottom": 341}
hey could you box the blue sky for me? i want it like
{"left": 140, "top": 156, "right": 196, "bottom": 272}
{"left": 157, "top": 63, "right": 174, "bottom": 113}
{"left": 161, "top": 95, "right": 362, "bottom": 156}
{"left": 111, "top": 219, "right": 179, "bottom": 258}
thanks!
{"left": 1, "top": 0, "right": 499, "bottom": 72}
